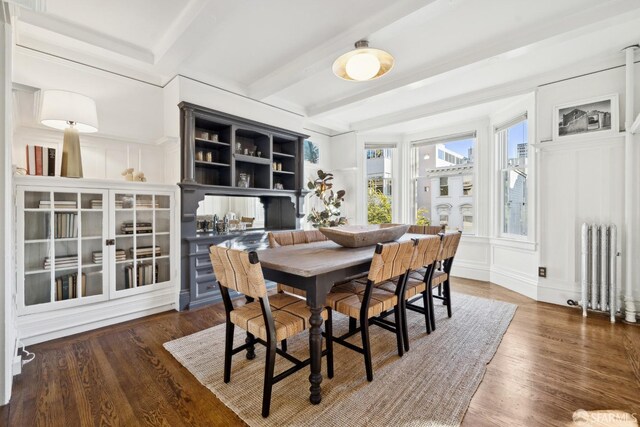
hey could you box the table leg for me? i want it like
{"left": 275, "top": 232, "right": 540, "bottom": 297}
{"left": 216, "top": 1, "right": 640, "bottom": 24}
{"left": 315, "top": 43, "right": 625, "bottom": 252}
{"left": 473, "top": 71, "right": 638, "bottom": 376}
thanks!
{"left": 308, "top": 305, "right": 324, "bottom": 404}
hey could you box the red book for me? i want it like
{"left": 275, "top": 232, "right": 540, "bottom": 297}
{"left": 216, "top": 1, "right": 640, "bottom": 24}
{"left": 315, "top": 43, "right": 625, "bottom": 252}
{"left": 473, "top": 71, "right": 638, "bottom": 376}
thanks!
{"left": 35, "top": 146, "right": 43, "bottom": 176}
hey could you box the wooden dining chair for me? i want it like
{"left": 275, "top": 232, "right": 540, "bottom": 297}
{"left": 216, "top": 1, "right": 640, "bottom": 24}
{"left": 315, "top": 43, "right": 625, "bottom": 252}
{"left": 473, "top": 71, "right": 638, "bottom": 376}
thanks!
{"left": 407, "top": 231, "right": 462, "bottom": 332}
{"left": 408, "top": 224, "right": 445, "bottom": 235}
{"left": 325, "top": 240, "right": 415, "bottom": 382}
{"left": 377, "top": 235, "right": 441, "bottom": 349}
{"left": 268, "top": 230, "right": 328, "bottom": 298}
{"left": 209, "top": 245, "right": 333, "bottom": 418}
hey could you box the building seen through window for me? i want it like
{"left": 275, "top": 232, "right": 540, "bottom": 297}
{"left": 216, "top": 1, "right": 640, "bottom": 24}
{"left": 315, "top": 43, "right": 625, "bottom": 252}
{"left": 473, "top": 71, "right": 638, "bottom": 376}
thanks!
{"left": 413, "top": 136, "right": 475, "bottom": 232}
{"left": 365, "top": 147, "right": 394, "bottom": 224}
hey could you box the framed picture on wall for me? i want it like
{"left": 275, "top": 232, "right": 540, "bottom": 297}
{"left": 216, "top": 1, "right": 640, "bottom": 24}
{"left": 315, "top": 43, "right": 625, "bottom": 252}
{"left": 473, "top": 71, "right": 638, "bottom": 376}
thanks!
{"left": 553, "top": 93, "right": 619, "bottom": 141}
{"left": 304, "top": 140, "right": 320, "bottom": 164}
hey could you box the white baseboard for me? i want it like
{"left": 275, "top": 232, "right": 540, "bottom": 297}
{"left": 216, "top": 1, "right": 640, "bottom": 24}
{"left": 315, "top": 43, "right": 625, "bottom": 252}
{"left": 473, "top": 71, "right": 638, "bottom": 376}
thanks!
{"left": 489, "top": 268, "right": 538, "bottom": 300}
{"left": 536, "top": 281, "right": 580, "bottom": 306}
{"left": 18, "top": 288, "right": 176, "bottom": 345}
{"left": 451, "top": 260, "right": 490, "bottom": 281}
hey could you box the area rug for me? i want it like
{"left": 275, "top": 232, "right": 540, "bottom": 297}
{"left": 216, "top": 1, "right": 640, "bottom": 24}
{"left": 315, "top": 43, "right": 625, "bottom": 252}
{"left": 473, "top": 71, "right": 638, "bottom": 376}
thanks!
{"left": 164, "top": 293, "right": 517, "bottom": 427}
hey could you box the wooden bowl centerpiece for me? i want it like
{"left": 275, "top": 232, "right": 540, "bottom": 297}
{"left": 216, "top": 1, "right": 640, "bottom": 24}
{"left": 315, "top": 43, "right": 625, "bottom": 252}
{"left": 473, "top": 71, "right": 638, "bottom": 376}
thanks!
{"left": 319, "top": 224, "right": 410, "bottom": 248}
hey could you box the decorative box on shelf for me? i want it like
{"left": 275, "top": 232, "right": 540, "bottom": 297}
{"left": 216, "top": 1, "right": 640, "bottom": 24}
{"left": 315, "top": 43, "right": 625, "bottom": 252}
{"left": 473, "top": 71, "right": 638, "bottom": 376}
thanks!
{"left": 15, "top": 175, "right": 179, "bottom": 345}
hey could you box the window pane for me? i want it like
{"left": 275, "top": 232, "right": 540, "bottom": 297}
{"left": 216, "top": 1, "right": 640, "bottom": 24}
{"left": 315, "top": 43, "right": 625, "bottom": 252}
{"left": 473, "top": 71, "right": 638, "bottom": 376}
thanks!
{"left": 506, "top": 121, "right": 528, "bottom": 167}
{"left": 366, "top": 148, "right": 393, "bottom": 224}
{"left": 413, "top": 137, "right": 474, "bottom": 232}
{"left": 503, "top": 168, "right": 528, "bottom": 235}
{"left": 439, "top": 177, "right": 448, "bottom": 196}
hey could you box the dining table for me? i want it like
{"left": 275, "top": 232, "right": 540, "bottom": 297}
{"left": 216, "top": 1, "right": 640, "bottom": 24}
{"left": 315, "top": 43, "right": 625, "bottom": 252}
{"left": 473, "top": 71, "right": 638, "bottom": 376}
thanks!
{"left": 256, "top": 233, "right": 421, "bottom": 404}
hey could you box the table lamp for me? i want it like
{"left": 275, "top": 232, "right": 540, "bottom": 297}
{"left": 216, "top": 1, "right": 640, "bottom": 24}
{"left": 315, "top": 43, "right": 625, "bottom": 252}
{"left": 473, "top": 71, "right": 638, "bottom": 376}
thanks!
{"left": 39, "top": 90, "right": 98, "bottom": 178}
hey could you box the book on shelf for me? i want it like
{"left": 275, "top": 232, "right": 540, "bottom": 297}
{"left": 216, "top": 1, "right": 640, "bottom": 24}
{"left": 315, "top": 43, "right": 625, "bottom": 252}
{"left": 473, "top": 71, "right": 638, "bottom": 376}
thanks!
{"left": 26, "top": 145, "right": 56, "bottom": 176}
{"left": 48, "top": 148, "right": 56, "bottom": 176}
{"left": 124, "top": 262, "right": 158, "bottom": 288}
{"left": 121, "top": 222, "right": 153, "bottom": 234}
{"left": 55, "top": 272, "right": 86, "bottom": 301}
{"left": 129, "top": 246, "right": 161, "bottom": 259}
{"left": 90, "top": 199, "right": 112, "bottom": 209}
{"left": 35, "top": 146, "right": 43, "bottom": 176}
{"left": 93, "top": 250, "right": 125, "bottom": 264}
{"left": 44, "top": 255, "right": 78, "bottom": 270}
{"left": 135, "top": 202, "right": 160, "bottom": 209}
{"left": 48, "top": 213, "right": 78, "bottom": 238}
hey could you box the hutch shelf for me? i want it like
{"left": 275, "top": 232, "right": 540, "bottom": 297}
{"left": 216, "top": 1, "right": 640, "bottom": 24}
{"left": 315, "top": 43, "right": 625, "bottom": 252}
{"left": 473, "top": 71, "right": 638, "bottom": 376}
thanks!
{"left": 178, "top": 103, "right": 309, "bottom": 309}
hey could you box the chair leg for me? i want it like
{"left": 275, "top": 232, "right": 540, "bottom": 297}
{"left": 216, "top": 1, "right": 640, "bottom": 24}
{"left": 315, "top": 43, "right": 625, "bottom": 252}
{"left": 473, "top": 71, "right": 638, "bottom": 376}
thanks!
{"left": 444, "top": 279, "right": 452, "bottom": 318}
{"left": 246, "top": 332, "right": 256, "bottom": 360}
{"left": 326, "top": 308, "right": 334, "bottom": 379}
{"left": 281, "top": 339, "right": 287, "bottom": 353}
{"left": 401, "top": 299, "right": 410, "bottom": 352}
{"left": 262, "top": 338, "right": 277, "bottom": 418}
{"left": 427, "top": 284, "right": 436, "bottom": 332}
{"left": 224, "top": 322, "right": 235, "bottom": 383}
{"left": 422, "top": 290, "right": 432, "bottom": 335}
{"left": 349, "top": 317, "right": 357, "bottom": 333}
{"left": 360, "top": 316, "right": 373, "bottom": 382}
{"left": 393, "top": 305, "right": 404, "bottom": 357}
{"left": 438, "top": 284, "right": 442, "bottom": 297}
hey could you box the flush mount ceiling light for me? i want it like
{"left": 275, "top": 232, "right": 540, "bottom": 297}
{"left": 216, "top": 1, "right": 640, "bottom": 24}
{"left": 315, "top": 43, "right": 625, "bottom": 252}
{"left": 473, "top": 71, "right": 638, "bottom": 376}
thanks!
{"left": 332, "top": 40, "right": 394, "bottom": 81}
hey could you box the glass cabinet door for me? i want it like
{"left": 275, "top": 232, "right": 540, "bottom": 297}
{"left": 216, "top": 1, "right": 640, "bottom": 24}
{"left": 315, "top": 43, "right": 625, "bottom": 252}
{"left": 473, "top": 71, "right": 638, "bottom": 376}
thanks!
{"left": 112, "top": 191, "right": 172, "bottom": 296}
{"left": 19, "top": 188, "right": 108, "bottom": 313}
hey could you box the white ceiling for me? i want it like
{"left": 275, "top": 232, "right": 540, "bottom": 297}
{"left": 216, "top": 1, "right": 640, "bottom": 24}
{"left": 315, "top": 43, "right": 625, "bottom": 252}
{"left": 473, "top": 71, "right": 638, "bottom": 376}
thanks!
{"left": 12, "top": 0, "right": 640, "bottom": 135}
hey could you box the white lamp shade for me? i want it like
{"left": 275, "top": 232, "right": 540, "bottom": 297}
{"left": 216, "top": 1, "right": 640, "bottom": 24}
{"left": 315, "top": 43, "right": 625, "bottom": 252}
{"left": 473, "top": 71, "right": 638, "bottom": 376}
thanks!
{"left": 39, "top": 90, "right": 98, "bottom": 133}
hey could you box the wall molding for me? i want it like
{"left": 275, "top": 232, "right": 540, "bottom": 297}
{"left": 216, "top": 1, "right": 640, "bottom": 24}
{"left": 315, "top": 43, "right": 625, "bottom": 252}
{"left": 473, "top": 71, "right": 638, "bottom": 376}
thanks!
{"left": 490, "top": 268, "right": 538, "bottom": 300}
{"left": 453, "top": 260, "right": 490, "bottom": 281}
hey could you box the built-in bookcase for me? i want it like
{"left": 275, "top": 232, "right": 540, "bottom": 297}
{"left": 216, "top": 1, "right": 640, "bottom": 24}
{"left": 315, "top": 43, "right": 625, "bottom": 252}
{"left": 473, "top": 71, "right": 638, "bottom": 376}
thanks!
{"left": 16, "top": 178, "right": 177, "bottom": 322}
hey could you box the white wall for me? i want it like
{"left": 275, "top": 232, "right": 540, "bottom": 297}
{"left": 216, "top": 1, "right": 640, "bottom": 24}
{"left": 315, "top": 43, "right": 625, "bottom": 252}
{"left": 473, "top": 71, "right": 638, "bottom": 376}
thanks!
{"left": 12, "top": 47, "right": 176, "bottom": 184}
{"left": 301, "top": 129, "right": 333, "bottom": 229}
{"left": 178, "top": 76, "right": 304, "bottom": 134}
{"left": 1, "top": 13, "right": 15, "bottom": 406}
{"left": 328, "top": 132, "right": 359, "bottom": 225}
{"left": 535, "top": 65, "right": 639, "bottom": 306}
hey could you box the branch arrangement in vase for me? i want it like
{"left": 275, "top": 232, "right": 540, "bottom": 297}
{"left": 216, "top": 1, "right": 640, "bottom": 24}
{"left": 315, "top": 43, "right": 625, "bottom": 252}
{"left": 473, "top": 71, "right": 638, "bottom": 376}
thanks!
{"left": 306, "top": 170, "right": 347, "bottom": 228}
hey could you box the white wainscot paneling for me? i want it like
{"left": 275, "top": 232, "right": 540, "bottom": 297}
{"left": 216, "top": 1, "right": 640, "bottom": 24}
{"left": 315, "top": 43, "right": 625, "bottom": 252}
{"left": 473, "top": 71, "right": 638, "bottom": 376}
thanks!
{"left": 490, "top": 241, "right": 538, "bottom": 299}
{"left": 536, "top": 139, "right": 624, "bottom": 306}
{"left": 452, "top": 236, "right": 490, "bottom": 281}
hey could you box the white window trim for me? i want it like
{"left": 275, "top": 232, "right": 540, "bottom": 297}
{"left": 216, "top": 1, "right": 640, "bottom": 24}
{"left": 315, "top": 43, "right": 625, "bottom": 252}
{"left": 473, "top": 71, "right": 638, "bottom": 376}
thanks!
{"left": 496, "top": 116, "right": 529, "bottom": 240}
{"left": 363, "top": 142, "right": 399, "bottom": 223}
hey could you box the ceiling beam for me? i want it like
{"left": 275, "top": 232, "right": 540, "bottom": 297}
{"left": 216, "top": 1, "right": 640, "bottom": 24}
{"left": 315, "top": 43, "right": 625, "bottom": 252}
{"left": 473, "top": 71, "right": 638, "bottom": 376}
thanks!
{"left": 151, "top": 0, "right": 209, "bottom": 65}
{"left": 17, "top": 8, "right": 155, "bottom": 63}
{"left": 350, "top": 52, "right": 629, "bottom": 133}
{"left": 308, "top": 0, "right": 640, "bottom": 118}
{"left": 246, "top": 0, "right": 438, "bottom": 101}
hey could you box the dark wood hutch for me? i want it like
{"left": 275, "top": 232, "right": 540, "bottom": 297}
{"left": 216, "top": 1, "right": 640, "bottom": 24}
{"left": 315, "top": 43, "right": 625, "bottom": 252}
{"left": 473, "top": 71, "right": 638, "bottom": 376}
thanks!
{"left": 178, "top": 102, "right": 308, "bottom": 309}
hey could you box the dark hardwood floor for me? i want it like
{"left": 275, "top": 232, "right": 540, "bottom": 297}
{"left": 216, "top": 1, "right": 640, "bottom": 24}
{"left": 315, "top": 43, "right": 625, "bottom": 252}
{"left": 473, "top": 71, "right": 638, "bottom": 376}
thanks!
{"left": 2, "top": 278, "right": 640, "bottom": 427}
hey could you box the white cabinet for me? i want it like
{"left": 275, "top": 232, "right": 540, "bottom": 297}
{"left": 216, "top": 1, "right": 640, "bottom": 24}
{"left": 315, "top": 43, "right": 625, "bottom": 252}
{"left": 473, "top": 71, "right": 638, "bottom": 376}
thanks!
{"left": 15, "top": 177, "right": 179, "bottom": 344}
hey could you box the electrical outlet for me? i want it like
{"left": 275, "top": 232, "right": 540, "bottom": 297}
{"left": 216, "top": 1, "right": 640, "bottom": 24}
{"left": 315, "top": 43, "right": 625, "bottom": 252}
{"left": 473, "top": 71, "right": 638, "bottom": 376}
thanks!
{"left": 538, "top": 267, "right": 547, "bottom": 278}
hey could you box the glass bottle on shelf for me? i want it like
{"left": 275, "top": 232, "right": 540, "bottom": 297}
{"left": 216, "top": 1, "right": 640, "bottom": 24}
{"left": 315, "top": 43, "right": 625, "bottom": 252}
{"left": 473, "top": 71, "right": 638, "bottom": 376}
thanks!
{"left": 237, "top": 173, "right": 250, "bottom": 188}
